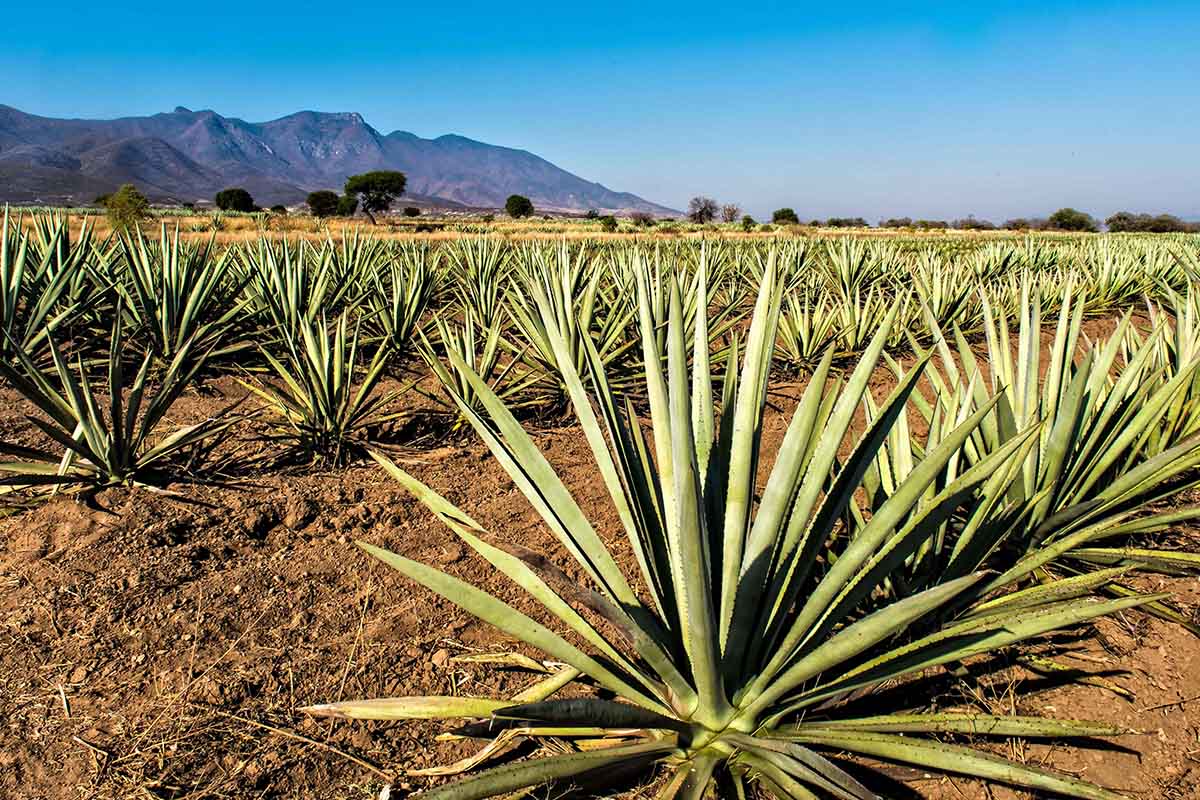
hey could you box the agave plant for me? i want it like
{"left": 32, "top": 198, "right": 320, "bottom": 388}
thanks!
{"left": 888, "top": 279, "right": 1200, "bottom": 630}
{"left": 244, "top": 312, "right": 396, "bottom": 464}
{"left": 117, "top": 225, "right": 249, "bottom": 364}
{"left": 362, "top": 242, "right": 436, "bottom": 356}
{"left": 0, "top": 314, "right": 237, "bottom": 489}
{"left": 0, "top": 209, "right": 96, "bottom": 361}
{"left": 306, "top": 258, "right": 1151, "bottom": 800}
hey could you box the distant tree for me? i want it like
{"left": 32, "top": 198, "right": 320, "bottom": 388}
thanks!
{"left": 687, "top": 196, "right": 719, "bottom": 224}
{"left": 181, "top": 201, "right": 195, "bottom": 210}
{"left": 599, "top": 215, "right": 619, "bottom": 233}
{"left": 630, "top": 210, "right": 656, "bottom": 227}
{"left": 270, "top": 204, "right": 288, "bottom": 214}
{"left": 951, "top": 216, "right": 996, "bottom": 231}
{"left": 215, "top": 187, "right": 255, "bottom": 212}
{"left": 721, "top": 203, "right": 741, "bottom": 223}
{"left": 1106, "top": 211, "right": 1190, "bottom": 233}
{"left": 344, "top": 171, "right": 407, "bottom": 224}
{"left": 337, "top": 195, "right": 360, "bottom": 217}
{"left": 880, "top": 217, "right": 913, "bottom": 228}
{"left": 481, "top": 214, "right": 495, "bottom": 223}
{"left": 772, "top": 208, "right": 800, "bottom": 224}
{"left": 584, "top": 209, "right": 599, "bottom": 219}
{"left": 103, "top": 184, "right": 150, "bottom": 231}
{"left": 914, "top": 219, "right": 949, "bottom": 230}
{"left": 741, "top": 215, "right": 756, "bottom": 231}
{"left": 505, "top": 194, "right": 535, "bottom": 218}
{"left": 1048, "top": 207, "right": 1098, "bottom": 232}
{"left": 827, "top": 217, "right": 869, "bottom": 228}
{"left": 1004, "top": 218, "right": 1032, "bottom": 230}
{"left": 307, "top": 190, "right": 340, "bottom": 218}
{"left": 403, "top": 206, "right": 421, "bottom": 217}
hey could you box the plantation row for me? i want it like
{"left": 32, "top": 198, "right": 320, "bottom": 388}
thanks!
{"left": 5, "top": 210, "right": 1200, "bottom": 797}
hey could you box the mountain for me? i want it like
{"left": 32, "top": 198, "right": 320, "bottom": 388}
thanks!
{"left": 0, "top": 104, "right": 676, "bottom": 214}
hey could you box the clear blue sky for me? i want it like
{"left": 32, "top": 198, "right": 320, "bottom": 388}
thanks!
{"left": 4, "top": 1, "right": 1198, "bottom": 220}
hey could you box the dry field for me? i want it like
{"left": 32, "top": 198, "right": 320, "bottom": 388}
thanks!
{"left": 2, "top": 221, "right": 1200, "bottom": 799}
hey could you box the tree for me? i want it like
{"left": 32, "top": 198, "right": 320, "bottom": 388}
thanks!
{"left": 721, "top": 203, "right": 741, "bottom": 223}
{"left": 215, "top": 187, "right": 255, "bottom": 212}
{"left": 687, "top": 196, "right": 718, "bottom": 224}
{"left": 103, "top": 184, "right": 149, "bottom": 231}
{"left": 403, "top": 206, "right": 421, "bottom": 217}
{"left": 505, "top": 195, "right": 534, "bottom": 218}
{"left": 584, "top": 209, "right": 599, "bottom": 219}
{"left": 1106, "top": 211, "right": 1191, "bottom": 233}
{"left": 270, "top": 204, "right": 288, "bottom": 215}
{"left": 741, "top": 215, "right": 756, "bottom": 231}
{"left": 598, "top": 215, "right": 619, "bottom": 233}
{"left": 344, "top": 171, "right": 407, "bottom": 224}
{"left": 630, "top": 211, "right": 656, "bottom": 227}
{"left": 337, "top": 195, "right": 359, "bottom": 217}
{"left": 880, "top": 217, "right": 913, "bottom": 229}
{"left": 772, "top": 208, "right": 800, "bottom": 224}
{"left": 1047, "top": 207, "right": 1098, "bottom": 232}
{"left": 307, "top": 190, "right": 340, "bottom": 218}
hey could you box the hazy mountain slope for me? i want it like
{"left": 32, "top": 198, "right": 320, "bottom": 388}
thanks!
{"left": 0, "top": 104, "right": 676, "bottom": 213}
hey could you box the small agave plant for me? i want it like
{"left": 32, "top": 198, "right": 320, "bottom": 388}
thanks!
{"left": 306, "top": 257, "right": 1153, "bottom": 799}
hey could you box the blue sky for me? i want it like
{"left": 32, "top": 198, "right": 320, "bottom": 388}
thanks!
{"left": 4, "top": 1, "right": 1198, "bottom": 220}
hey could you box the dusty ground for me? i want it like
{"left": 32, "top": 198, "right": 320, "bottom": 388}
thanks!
{"left": 2, "top": 325, "right": 1200, "bottom": 800}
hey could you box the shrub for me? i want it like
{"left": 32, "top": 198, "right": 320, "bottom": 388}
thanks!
{"left": 1105, "top": 211, "right": 1193, "bottom": 233}
{"left": 1048, "top": 207, "right": 1098, "bottom": 232}
{"left": 584, "top": 208, "right": 599, "bottom": 219}
{"left": 630, "top": 211, "right": 656, "bottom": 227}
{"left": 337, "top": 195, "right": 359, "bottom": 217}
{"left": 215, "top": 187, "right": 255, "bottom": 212}
{"left": 344, "top": 171, "right": 407, "bottom": 224}
{"left": 880, "top": 217, "right": 913, "bottom": 228}
{"left": 103, "top": 184, "right": 149, "bottom": 231}
{"left": 270, "top": 205, "right": 288, "bottom": 214}
{"left": 826, "top": 217, "right": 869, "bottom": 228}
{"left": 598, "top": 215, "right": 619, "bottom": 233}
{"left": 772, "top": 207, "right": 800, "bottom": 224}
{"left": 915, "top": 219, "right": 949, "bottom": 230}
{"left": 721, "top": 203, "right": 741, "bottom": 223}
{"left": 482, "top": 214, "right": 495, "bottom": 223}
{"left": 505, "top": 195, "right": 535, "bottom": 218}
{"left": 951, "top": 216, "right": 996, "bottom": 231}
{"left": 741, "top": 215, "right": 756, "bottom": 231}
{"left": 307, "top": 190, "right": 340, "bottom": 218}
{"left": 403, "top": 206, "right": 421, "bottom": 217}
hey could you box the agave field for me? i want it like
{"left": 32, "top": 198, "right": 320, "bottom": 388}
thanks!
{"left": 2, "top": 211, "right": 1200, "bottom": 799}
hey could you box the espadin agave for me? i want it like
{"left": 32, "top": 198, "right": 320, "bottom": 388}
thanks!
{"left": 306, "top": 256, "right": 1154, "bottom": 799}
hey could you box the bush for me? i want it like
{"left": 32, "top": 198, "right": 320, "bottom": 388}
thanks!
{"left": 584, "top": 209, "right": 599, "bottom": 219}
{"left": 826, "top": 217, "right": 869, "bottom": 228}
{"left": 741, "top": 215, "right": 756, "bottom": 231}
{"left": 403, "top": 207, "right": 421, "bottom": 217}
{"left": 103, "top": 184, "right": 149, "bottom": 231}
{"left": 344, "top": 171, "right": 407, "bottom": 224}
{"left": 721, "top": 203, "right": 741, "bottom": 223}
{"left": 630, "top": 211, "right": 656, "bottom": 227}
{"left": 481, "top": 214, "right": 495, "bottom": 223}
{"left": 307, "top": 190, "right": 339, "bottom": 218}
{"left": 951, "top": 216, "right": 996, "bottom": 231}
{"left": 598, "top": 215, "right": 619, "bottom": 233}
{"left": 337, "top": 195, "right": 359, "bottom": 217}
{"left": 215, "top": 187, "right": 255, "bottom": 212}
{"left": 505, "top": 194, "right": 534, "bottom": 218}
{"left": 772, "top": 208, "right": 800, "bottom": 224}
{"left": 1105, "top": 211, "right": 1194, "bottom": 233}
{"left": 915, "top": 219, "right": 949, "bottom": 230}
{"left": 1048, "top": 207, "right": 1098, "bottom": 232}
{"left": 880, "top": 217, "right": 913, "bottom": 228}
{"left": 270, "top": 205, "right": 288, "bottom": 215}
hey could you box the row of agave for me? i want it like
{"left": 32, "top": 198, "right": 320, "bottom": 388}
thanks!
{"left": 1, "top": 212, "right": 1199, "bottom": 482}
{"left": 3, "top": 212, "right": 1200, "bottom": 796}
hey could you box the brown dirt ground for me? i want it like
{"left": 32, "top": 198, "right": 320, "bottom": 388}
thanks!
{"left": 2, "top": 318, "right": 1200, "bottom": 800}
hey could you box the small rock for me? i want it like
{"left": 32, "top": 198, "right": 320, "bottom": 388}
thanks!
{"left": 431, "top": 648, "right": 450, "bottom": 668}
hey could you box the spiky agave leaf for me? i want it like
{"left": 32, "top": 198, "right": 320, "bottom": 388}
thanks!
{"left": 310, "top": 250, "right": 1159, "bottom": 800}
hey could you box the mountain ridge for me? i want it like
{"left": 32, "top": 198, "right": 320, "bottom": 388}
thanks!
{"left": 0, "top": 104, "right": 676, "bottom": 214}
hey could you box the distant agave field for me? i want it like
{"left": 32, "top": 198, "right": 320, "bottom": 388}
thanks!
{"left": 4, "top": 210, "right": 1200, "bottom": 798}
